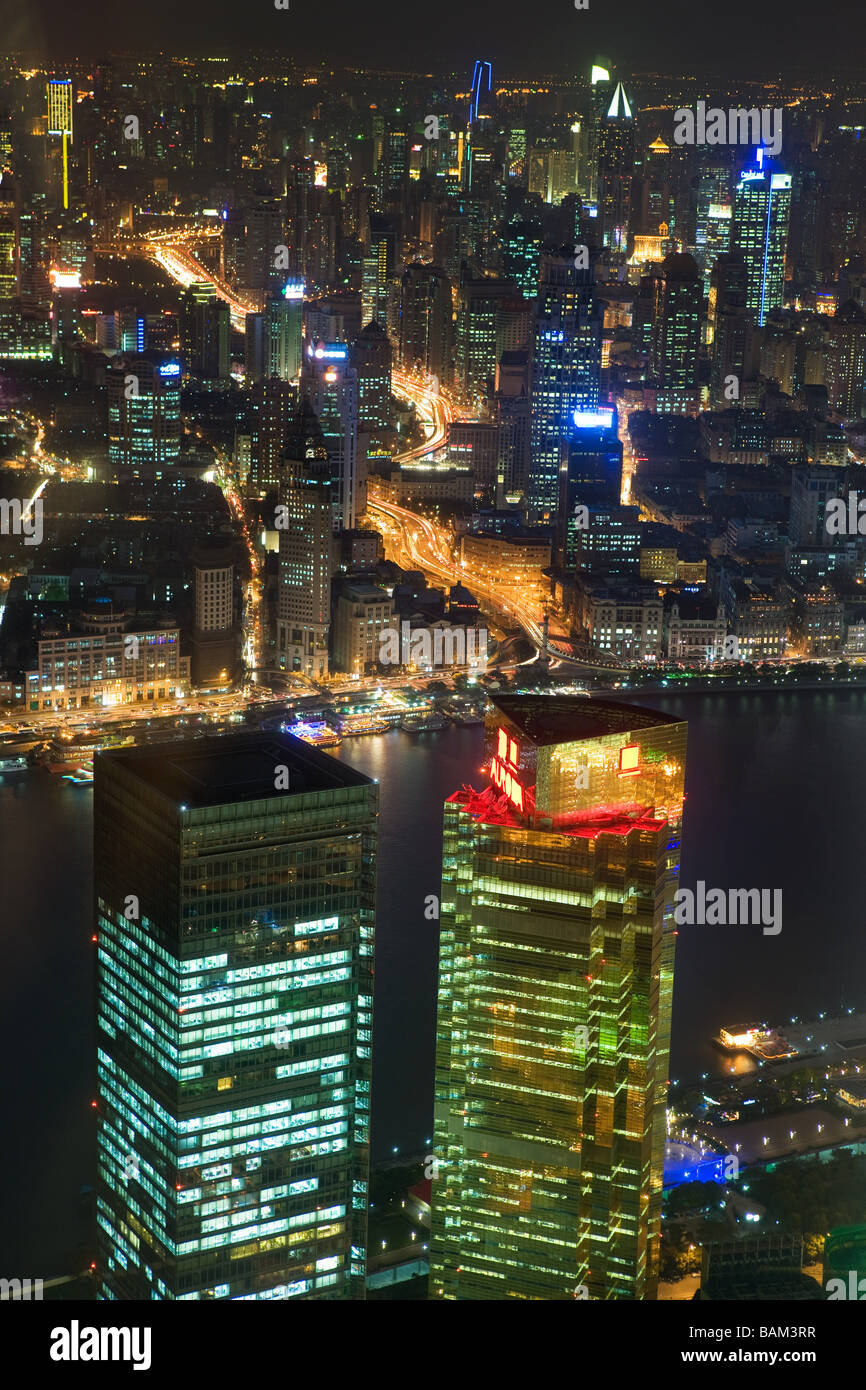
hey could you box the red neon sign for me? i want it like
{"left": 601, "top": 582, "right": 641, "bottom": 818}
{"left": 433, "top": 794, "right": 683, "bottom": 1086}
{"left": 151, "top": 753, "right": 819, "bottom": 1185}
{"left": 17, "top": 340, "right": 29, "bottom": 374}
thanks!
{"left": 490, "top": 755, "right": 525, "bottom": 811}
{"left": 491, "top": 726, "right": 526, "bottom": 811}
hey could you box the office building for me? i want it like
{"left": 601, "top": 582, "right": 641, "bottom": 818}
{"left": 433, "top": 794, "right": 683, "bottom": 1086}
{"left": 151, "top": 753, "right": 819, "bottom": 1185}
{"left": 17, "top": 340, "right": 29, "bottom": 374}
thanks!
{"left": 650, "top": 253, "right": 702, "bottom": 414}
{"left": 350, "top": 321, "right": 392, "bottom": 433}
{"left": 269, "top": 280, "right": 305, "bottom": 382}
{"left": 27, "top": 610, "right": 189, "bottom": 713}
{"left": 731, "top": 159, "right": 792, "bottom": 326}
{"left": 495, "top": 349, "right": 531, "bottom": 499}
{"left": 107, "top": 353, "right": 182, "bottom": 474}
{"left": 331, "top": 582, "right": 394, "bottom": 675}
{"left": 431, "top": 695, "right": 686, "bottom": 1299}
{"left": 180, "top": 282, "right": 231, "bottom": 383}
{"left": 191, "top": 538, "right": 239, "bottom": 689}
{"left": 528, "top": 252, "right": 603, "bottom": 520}
{"left": 399, "top": 264, "right": 452, "bottom": 381}
{"left": 277, "top": 402, "right": 333, "bottom": 679}
{"left": 248, "top": 377, "right": 294, "bottom": 497}
{"left": 597, "top": 83, "right": 635, "bottom": 250}
{"left": 555, "top": 408, "right": 623, "bottom": 568}
{"left": 300, "top": 342, "right": 360, "bottom": 531}
{"left": 95, "top": 730, "right": 376, "bottom": 1300}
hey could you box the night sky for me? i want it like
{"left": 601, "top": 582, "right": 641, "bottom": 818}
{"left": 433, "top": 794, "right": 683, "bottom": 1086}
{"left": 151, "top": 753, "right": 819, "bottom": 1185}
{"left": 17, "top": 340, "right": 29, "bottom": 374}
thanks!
{"left": 6, "top": 0, "right": 864, "bottom": 77}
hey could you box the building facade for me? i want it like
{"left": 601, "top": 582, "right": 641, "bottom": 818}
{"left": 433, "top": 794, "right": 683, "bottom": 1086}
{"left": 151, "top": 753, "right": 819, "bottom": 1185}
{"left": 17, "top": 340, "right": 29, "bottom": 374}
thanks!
{"left": 95, "top": 731, "right": 376, "bottom": 1300}
{"left": 431, "top": 695, "right": 686, "bottom": 1299}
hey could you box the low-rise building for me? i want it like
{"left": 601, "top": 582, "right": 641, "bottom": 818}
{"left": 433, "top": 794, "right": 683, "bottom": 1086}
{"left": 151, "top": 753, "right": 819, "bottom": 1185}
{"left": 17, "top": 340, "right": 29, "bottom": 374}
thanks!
{"left": 26, "top": 609, "right": 189, "bottom": 712}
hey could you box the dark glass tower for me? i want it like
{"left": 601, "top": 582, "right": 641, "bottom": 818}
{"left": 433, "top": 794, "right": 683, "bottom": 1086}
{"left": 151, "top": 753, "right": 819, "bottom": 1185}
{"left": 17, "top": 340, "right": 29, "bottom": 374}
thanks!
{"left": 95, "top": 731, "right": 377, "bottom": 1301}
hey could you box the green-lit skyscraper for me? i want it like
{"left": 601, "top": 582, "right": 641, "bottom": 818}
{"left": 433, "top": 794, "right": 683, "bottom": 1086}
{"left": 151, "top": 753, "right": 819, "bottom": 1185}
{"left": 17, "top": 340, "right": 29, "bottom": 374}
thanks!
{"left": 95, "top": 731, "right": 376, "bottom": 1300}
{"left": 431, "top": 696, "right": 686, "bottom": 1300}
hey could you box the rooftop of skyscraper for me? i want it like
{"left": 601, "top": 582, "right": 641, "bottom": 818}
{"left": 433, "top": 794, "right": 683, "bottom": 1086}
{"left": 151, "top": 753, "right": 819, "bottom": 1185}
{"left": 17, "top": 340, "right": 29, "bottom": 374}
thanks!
{"left": 97, "top": 730, "right": 372, "bottom": 806}
{"left": 492, "top": 694, "right": 681, "bottom": 746}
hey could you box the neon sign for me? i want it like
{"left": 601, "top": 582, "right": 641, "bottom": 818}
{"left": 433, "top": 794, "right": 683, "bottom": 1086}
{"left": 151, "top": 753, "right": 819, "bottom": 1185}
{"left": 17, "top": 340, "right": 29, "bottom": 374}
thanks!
{"left": 490, "top": 726, "right": 526, "bottom": 811}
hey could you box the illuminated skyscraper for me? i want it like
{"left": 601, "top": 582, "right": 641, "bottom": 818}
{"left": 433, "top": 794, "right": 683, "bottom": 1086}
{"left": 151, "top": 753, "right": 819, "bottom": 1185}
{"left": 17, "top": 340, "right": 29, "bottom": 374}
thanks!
{"left": 503, "top": 218, "right": 543, "bottom": 299}
{"left": 431, "top": 695, "right": 687, "bottom": 1301}
{"left": 300, "top": 342, "right": 360, "bottom": 531}
{"left": 46, "top": 78, "right": 73, "bottom": 210}
{"left": 268, "top": 279, "right": 305, "bottom": 381}
{"left": 277, "top": 402, "right": 333, "bottom": 679}
{"left": 650, "top": 252, "right": 703, "bottom": 414}
{"left": 46, "top": 78, "right": 73, "bottom": 139}
{"left": 248, "top": 377, "right": 293, "bottom": 496}
{"left": 106, "top": 353, "right": 182, "bottom": 474}
{"left": 95, "top": 730, "right": 376, "bottom": 1300}
{"left": 399, "top": 263, "right": 452, "bottom": 380}
{"left": 180, "top": 282, "right": 230, "bottom": 382}
{"left": 731, "top": 158, "right": 792, "bottom": 326}
{"left": 350, "top": 321, "right": 392, "bottom": 432}
{"left": 597, "top": 82, "right": 635, "bottom": 250}
{"left": 528, "top": 251, "right": 603, "bottom": 520}
{"left": 469, "top": 60, "right": 493, "bottom": 126}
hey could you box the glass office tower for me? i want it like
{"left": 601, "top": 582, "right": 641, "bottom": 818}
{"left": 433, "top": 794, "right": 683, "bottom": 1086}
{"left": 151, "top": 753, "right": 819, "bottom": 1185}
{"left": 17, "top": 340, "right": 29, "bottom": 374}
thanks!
{"left": 95, "top": 731, "right": 377, "bottom": 1300}
{"left": 431, "top": 696, "right": 686, "bottom": 1300}
{"left": 731, "top": 159, "right": 792, "bottom": 327}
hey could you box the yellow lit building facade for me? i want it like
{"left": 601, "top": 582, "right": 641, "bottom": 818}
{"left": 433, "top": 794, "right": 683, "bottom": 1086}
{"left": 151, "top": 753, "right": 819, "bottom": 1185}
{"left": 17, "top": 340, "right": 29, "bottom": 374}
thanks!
{"left": 431, "top": 695, "right": 686, "bottom": 1300}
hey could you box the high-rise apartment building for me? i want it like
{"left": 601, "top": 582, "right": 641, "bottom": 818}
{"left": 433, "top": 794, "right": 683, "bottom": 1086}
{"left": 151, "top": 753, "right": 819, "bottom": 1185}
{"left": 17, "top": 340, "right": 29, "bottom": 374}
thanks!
{"left": 95, "top": 730, "right": 377, "bottom": 1300}
{"left": 431, "top": 695, "right": 686, "bottom": 1300}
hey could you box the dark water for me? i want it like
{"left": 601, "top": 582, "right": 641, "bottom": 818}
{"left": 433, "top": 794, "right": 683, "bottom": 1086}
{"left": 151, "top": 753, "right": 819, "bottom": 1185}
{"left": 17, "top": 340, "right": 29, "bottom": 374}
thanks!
{"left": 3, "top": 689, "right": 866, "bottom": 1273}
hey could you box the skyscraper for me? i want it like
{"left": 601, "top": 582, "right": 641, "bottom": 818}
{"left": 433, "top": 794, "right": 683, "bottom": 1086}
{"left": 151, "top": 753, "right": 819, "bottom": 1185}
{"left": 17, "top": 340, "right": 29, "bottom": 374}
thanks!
{"left": 399, "top": 263, "right": 452, "bottom": 380}
{"left": 268, "top": 280, "right": 305, "bottom": 382}
{"left": 46, "top": 78, "right": 73, "bottom": 139}
{"left": 556, "top": 407, "right": 623, "bottom": 567}
{"left": 180, "top": 282, "right": 231, "bottom": 382}
{"left": 248, "top": 377, "right": 293, "bottom": 497}
{"left": 597, "top": 82, "right": 635, "bottom": 250}
{"left": 649, "top": 252, "right": 703, "bottom": 414}
{"left": 95, "top": 730, "right": 376, "bottom": 1300}
{"left": 431, "top": 695, "right": 687, "bottom": 1301}
{"left": 708, "top": 252, "right": 749, "bottom": 407}
{"left": 106, "top": 353, "right": 182, "bottom": 474}
{"left": 528, "top": 251, "right": 603, "bottom": 520}
{"left": 277, "top": 402, "right": 333, "bottom": 679}
{"left": 191, "top": 537, "right": 238, "bottom": 689}
{"left": 731, "top": 158, "right": 792, "bottom": 326}
{"left": 350, "top": 321, "right": 392, "bottom": 432}
{"left": 300, "top": 342, "right": 360, "bottom": 531}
